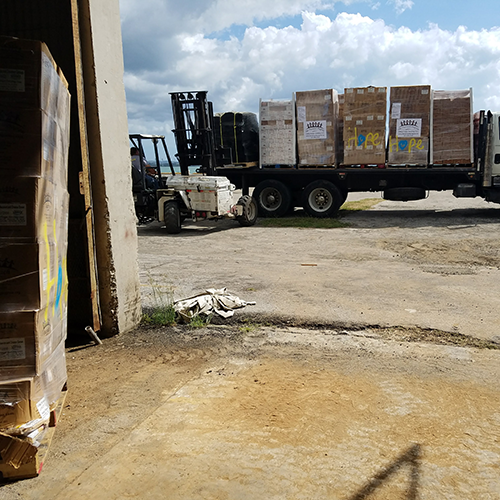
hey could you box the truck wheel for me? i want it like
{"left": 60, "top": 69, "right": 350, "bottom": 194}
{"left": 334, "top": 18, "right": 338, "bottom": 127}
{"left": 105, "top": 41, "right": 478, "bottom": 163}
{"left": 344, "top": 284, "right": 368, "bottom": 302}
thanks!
{"left": 253, "top": 180, "right": 291, "bottom": 217}
{"left": 164, "top": 200, "right": 181, "bottom": 234}
{"left": 236, "top": 195, "right": 258, "bottom": 227}
{"left": 302, "top": 180, "right": 343, "bottom": 218}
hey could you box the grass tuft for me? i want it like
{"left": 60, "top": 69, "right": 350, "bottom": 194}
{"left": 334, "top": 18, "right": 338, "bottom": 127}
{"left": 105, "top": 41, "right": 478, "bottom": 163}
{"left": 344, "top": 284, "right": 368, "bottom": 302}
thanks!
{"left": 188, "top": 314, "right": 213, "bottom": 328}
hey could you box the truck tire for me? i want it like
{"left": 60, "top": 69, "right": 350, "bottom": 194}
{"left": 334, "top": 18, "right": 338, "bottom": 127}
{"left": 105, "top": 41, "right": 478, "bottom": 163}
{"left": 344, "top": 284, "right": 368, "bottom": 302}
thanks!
{"left": 164, "top": 200, "right": 182, "bottom": 234}
{"left": 236, "top": 195, "right": 258, "bottom": 227}
{"left": 253, "top": 180, "right": 292, "bottom": 217}
{"left": 302, "top": 180, "right": 343, "bottom": 218}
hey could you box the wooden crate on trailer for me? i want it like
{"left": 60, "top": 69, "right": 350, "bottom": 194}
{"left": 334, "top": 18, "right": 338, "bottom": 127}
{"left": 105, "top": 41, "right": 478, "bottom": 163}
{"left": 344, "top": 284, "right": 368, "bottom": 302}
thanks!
{"left": 343, "top": 87, "right": 387, "bottom": 165}
{"left": 295, "top": 89, "right": 338, "bottom": 167}
{"left": 388, "top": 85, "right": 431, "bottom": 166}
{"left": 431, "top": 89, "right": 473, "bottom": 165}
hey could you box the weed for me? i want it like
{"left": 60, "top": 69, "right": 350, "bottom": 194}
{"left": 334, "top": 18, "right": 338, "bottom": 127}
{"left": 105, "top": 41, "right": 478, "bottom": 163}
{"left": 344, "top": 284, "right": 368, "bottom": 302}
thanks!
{"left": 188, "top": 314, "right": 213, "bottom": 328}
{"left": 142, "top": 274, "right": 177, "bottom": 326}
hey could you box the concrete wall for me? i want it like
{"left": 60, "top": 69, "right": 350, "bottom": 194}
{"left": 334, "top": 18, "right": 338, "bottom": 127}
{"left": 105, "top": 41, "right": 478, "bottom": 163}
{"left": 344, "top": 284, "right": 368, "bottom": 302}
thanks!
{"left": 79, "top": 0, "right": 142, "bottom": 335}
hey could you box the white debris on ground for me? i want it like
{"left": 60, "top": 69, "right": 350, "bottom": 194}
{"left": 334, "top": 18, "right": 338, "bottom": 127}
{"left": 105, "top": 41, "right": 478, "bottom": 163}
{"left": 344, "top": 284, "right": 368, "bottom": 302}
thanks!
{"left": 174, "top": 288, "right": 256, "bottom": 322}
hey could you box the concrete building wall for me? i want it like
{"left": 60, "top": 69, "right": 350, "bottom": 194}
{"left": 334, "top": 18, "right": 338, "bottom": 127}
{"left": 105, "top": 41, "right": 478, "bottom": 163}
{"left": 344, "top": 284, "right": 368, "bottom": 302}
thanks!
{"left": 79, "top": 0, "right": 142, "bottom": 335}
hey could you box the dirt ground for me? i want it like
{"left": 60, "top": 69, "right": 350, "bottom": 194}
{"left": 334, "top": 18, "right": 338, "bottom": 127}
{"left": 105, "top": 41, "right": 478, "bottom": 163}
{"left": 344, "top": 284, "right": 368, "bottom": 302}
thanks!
{"left": 2, "top": 192, "right": 500, "bottom": 499}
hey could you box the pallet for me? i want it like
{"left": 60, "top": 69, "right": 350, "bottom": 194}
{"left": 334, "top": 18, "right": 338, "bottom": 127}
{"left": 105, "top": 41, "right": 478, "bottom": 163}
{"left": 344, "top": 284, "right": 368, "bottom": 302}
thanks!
{"left": 0, "top": 389, "right": 67, "bottom": 481}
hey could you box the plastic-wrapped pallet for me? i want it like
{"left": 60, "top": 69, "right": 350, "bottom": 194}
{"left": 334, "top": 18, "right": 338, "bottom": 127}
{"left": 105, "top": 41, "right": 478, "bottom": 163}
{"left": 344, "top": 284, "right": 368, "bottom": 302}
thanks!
{"left": 343, "top": 87, "right": 387, "bottom": 165}
{"left": 213, "top": 112, "right": 259, "bottom": 165}
{"left": 259, "top": 99, "right": 296, "bottom": 166}
{"left": 0, "top": 38, "right": 69, "bottom": 442}
{"left": 388, "top": 85, "right": 431, "bottom": 166}
{"left": 337, "top": 94, "right": 345, "bottom": 165}
{"left": 295, "top": 89, "right": 338, "bottom": 166}
{"left": 431, "top": 89, "right": 473, "bottom": 165}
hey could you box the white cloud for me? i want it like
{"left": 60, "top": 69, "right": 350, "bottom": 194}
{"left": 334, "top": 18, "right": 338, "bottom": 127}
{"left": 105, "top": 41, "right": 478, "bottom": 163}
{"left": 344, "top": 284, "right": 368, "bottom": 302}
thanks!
{"left": 119, "top": 4, "right": 500, "bottom": 155}
{"left": 388, "top": 0, "right": 414, "bottom": 15}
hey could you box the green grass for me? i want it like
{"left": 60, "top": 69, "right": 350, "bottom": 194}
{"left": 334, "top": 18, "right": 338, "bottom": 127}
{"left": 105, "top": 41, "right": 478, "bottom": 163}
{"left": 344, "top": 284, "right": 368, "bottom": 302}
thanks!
{"left": 142, "top": 274, "right": 177, "bottom": 326}
{"left": 142, "top": 305, "right": 177, "bottom": 326}
{"left": 340, "top": 198, "right": 382, "bottom": 212}
{"left": 188, "top": 314, "right": 213, "bottom": 328}
{"left": 258, "top": 198, "right": 382, "bottom": 228}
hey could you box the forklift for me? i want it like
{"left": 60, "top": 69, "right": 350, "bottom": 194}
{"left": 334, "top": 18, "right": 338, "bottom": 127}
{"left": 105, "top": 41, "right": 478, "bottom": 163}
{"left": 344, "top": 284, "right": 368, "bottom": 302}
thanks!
{"left": 130, "top": 91, "right": 257, "bottom": 233}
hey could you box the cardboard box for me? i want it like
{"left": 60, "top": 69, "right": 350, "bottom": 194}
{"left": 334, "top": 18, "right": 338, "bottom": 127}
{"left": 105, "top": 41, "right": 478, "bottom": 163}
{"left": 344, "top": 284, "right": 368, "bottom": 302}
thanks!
{"left": 0, "top": 310, "right": 67, "bottom": 380}
{"left": 0, "top": 241, "right": 68, "bottom": 314}
{"left": 388, "top": 85, "right": 431, "bottom": 165}
{"left": 0, "top": 176, "right": 69, "bottom": 242}
{"left": 259, "top": 99, "right": 296, "bottom": 166}
{"left": 0, "top": 339, "right": 67, "bottom": 432}
{"left": 0, "top": 37, "right": 69, "bottom": 116}
{"left": 0, "top": 107, "right": 69, "bottom": 183}
{"left": 337, "top": 94, "right": 344, "bottom": 164}
{"left": 295, "top": 89, "right": 338, "bottom": 166}
{"left": 431, "top": 89, "right": 473, "bottom": 164}
{"left": 343, "top": 87, "right": 387, "bottom": 165}
{"left": 0, "top": 378, "right": 44, "bottom": 429}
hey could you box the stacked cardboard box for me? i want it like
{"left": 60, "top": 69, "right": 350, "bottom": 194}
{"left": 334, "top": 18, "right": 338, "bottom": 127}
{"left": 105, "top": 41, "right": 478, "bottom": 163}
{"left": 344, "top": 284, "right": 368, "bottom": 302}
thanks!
{"left": 432, "top": 89, "right": 473, "bottom": 165}
{"left": 343, "top": 87, "right": 387, "bottom": 165}
{"left": 388, "top": 85, "right": 431, "bottom": 166}
{"left": 259, "top": 99, "right": 296, "bottom": 166}
{"left": 295, "top": 89, "right": 338, "bottom": 166}
{"left": 337, "top": 94, "right": 345, "bottom": 165}
{"left": 0, "top": 38, "right": 70, "bottom": 445}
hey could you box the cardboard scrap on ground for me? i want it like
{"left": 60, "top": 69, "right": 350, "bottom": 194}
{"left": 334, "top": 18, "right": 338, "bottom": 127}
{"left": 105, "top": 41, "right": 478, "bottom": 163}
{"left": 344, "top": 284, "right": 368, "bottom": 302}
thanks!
{"left": 174, "top": 288, "right": 256, "bottom": 322}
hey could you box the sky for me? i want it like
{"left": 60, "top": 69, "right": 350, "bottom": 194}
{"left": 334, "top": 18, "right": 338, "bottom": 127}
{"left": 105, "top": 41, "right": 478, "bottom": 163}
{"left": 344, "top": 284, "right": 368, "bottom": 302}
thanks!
{"left": 119, "top": 0, "right": 500, "bottom": 156}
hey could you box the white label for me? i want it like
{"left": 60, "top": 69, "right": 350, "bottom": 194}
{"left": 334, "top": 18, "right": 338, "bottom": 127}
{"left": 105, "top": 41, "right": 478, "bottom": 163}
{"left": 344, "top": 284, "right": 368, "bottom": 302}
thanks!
{"left": 397, "top": 118, "right": 422, "bottom": 138}
{"left": 324, "top": 94, "right": 331, "bottom": 101}
{"left": 326, "top": 121, "right": 332, "bottom": 126}
{"left": 357, "top": 89, "right": 364, "bottom": 94}
{"left": 377, "top": 115, "right": 385, "bottom": 120}
{"left": 367, "top": 115, "right": 374, "bottom": 121}
{"left": 356, "top": 120, "right": 363, "bottom": 125}
{"left": 422, "top": 89, "right": 429, "bottom": 95}
{"left": 345, "top": 115, "right": 352, "bottom": 121}
{"left": 0, "top": 203, "right": 27, "bottom": 226}
{"left": 297, "top": 106, "right": 306, "bottom": 123}
{"left": 0, "top": 338, "right": 26, "bottom": 361}
{"left": 346, "top": 89, "right": 354, "bottom": 94}
{"left": 36, "top": 397, "right": 51, "bottom": 421}
{"left": 368, "top": 87, "right": 375, "bottom": 93}
{"left": 391, "top": 103, "right": 402, "bottom": 119}
{"left": 304, "top": 120, "right": 327, "bottom": 140}
{"left": 0, "top": 69, "right": 25, "bottom": 92}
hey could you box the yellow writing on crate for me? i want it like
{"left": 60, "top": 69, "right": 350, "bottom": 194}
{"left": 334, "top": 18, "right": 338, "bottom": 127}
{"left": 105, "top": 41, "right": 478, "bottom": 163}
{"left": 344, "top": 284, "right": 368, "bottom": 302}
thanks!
{"left": 388, "top": 136, "right": 425, "bottom": 153}
{"left": 43, "top": 218, "right": 68, "bottom": 322}
{"left": 346, "top": 127, "right": 381, "bottom": 149}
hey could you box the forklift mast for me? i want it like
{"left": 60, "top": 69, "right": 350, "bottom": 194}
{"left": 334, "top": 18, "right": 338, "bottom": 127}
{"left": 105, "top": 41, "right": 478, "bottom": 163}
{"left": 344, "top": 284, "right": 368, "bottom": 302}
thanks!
{"left": 170, "top": 91, "right": 218, "bottom": 176}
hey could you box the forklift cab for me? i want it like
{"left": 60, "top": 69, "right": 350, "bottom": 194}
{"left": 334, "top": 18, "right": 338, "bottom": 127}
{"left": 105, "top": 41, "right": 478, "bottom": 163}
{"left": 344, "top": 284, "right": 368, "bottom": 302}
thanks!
{"left": 129, "top": 134, "right": 176, "bottom": 223}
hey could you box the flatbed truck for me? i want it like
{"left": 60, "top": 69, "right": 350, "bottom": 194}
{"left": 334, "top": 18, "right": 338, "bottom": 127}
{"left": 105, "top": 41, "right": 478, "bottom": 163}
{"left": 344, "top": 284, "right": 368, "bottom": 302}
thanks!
{"left": 215, "top": 110, "right": 500, "bottom": 218}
